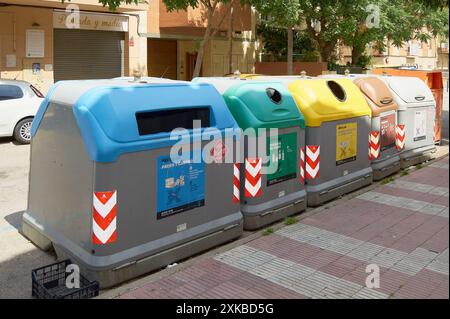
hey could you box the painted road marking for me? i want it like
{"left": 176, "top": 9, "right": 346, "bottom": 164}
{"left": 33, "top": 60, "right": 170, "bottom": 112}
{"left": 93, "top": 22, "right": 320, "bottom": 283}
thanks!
{"left": 357, "top": 191, "right": 448, "bottom": 218}
{"left": 276, "top": 223, "right": 447, "bottom": 276}
{"left": 384, "top": 180, "right": 449, "bottom": 197}
{"left": 214, "top": 245, "right": 389, "bottom": 299}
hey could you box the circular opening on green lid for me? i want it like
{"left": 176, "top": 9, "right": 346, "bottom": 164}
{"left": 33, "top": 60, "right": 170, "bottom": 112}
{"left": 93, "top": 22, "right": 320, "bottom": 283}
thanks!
{"left": 327, "top": 80, "right": 347, "bottom": 102}
{"left": 266, "top": 88, "right": 282, "bottom": 104}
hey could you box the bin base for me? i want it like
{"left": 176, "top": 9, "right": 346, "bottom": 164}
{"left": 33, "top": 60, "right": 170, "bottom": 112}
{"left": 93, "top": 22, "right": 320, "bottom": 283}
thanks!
{"left": 371, "top": 155, "right": 401, "bottom": 181}
{"left": 22, "top": 215, "right": 53, "bottom": 251}
{"left": 307, "top": 168, "right": 373, "bottom": 207}
{"left": 22, "top": 211, "right": 243, "bottom": 289}
{"left": 241, "top": 190, "right": 307, "bottom": 230}
{"left": 400, "top": 145, "right": 437, "bottom": 169}
{"left": 53, "top": 222, "right": 243, "bottom": 289}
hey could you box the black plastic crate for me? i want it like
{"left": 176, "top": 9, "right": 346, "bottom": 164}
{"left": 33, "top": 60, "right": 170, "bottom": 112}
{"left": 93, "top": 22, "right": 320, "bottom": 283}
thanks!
{"left": 32, "top": 259, "right": 99, "bottom": 299}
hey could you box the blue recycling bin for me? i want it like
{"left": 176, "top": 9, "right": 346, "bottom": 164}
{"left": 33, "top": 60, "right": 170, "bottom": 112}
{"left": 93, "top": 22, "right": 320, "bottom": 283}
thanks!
{"left": 23, "top": 79, "right": 243, "bottom": 288}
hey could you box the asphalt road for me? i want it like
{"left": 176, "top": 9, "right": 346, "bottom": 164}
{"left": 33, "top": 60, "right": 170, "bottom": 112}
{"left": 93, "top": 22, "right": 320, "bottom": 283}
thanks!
{"left": 0, "top": 138, "right": 55, "bottom": 299}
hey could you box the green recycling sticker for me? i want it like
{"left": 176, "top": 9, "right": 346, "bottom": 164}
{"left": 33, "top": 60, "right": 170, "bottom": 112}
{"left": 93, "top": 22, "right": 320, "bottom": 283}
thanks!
{"left": 266, "top": 132, "right": 298, "bottom": 186}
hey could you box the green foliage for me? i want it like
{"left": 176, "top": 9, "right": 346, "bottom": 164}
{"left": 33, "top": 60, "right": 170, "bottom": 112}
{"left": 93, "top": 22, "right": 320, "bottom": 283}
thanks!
{"left": 283, "top": 216, "right": 298, "bottom": 225}
{"left": 399, "top": 170, "right": 409, "bottom": 176}
{"left": 257, "top": 24, "right": 317, "bottom": 61}
{"left": 381, "top": 176, "right": 395, "bottom": 184}
{"left": 251, "top": 0, "right": 301, "bottom": 27}
{"left": 262, "top": 227, "right": 274, "bottom": 236}
{"left": 251, "top": 0, "right": 448, "bottom": 64}
{"left": 339, "top": 0, "right": 449, "bottom": 65}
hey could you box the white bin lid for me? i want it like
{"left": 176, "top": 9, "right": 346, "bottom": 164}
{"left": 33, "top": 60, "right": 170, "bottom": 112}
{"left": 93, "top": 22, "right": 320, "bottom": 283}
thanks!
{"left": 382, "top": 76, "right": 434, "bottom": 105}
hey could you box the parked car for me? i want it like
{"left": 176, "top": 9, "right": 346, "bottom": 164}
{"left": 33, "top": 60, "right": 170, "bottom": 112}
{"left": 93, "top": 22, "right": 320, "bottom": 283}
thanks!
{"left": 0, "top": 79, "right": 44, "bottom": 144}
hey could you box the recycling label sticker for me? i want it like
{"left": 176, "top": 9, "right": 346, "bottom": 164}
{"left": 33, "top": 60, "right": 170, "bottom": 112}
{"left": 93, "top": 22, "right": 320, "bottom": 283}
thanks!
{"left": 336, "top": 122, "right": 357, "bottom": 166}
{"left": 157, "top": 155, "right": 205, "bottom": 220}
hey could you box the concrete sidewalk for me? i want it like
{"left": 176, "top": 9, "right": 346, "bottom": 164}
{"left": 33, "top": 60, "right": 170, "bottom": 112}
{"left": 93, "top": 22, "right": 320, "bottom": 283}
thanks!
{"left": 103, "top": 156, "right": 449, "bottom": 299}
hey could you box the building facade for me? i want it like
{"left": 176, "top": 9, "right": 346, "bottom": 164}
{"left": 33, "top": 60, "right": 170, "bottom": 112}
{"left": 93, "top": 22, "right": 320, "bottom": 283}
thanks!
{"left": 146, "top": 0, "right": 257, "bottom": 80}
{"left": 340, "top": 35, "right": 447, "bottom": 71}
{"left": 0, "top": 0, "right": 148, "bottom": 94}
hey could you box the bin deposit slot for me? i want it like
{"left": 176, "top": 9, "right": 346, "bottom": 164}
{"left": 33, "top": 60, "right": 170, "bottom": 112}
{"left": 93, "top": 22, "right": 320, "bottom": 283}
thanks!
{"left": 266, "top": 88, "right": 283, "bottom": 104}
{"left": 136, "top": 107, "right": 211, "bottom": 135}
{"left": 326, "top": 81, "right": 347, "bottom": 102}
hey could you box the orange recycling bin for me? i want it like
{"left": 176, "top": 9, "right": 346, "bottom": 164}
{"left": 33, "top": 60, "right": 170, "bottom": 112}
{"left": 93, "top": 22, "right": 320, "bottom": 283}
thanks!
{"left": 372, "top": 68, "right": 444, "bottom": 145}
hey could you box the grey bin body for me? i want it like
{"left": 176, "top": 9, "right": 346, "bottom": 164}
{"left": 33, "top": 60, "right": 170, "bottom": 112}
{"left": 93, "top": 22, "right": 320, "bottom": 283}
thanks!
{"left": 380, "top": 76, "right": 437, "bottom": 168}
{"left": 305, "top": 119, "right": 373, "bottom": 206}
{"left": 23, "top": 80, "right": 243, "bottom": 288}
{"left": 320, "top": 74, "right": 403, "bottom": 180}
{"left": 285, "top": 78, "right": 374, "bottom": 207}
{"left": 193, "top": 78, "right": 307, "bottom": 230}
{"left": 241, "top": 128, "right": 306, "bottom": 230}
{"left": 369, "top": 113, "right": 402, "bottom": 180}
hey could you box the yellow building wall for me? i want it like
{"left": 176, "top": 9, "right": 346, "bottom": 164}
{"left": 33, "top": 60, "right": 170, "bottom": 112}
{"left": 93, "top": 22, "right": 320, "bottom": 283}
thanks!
{"left": 0, "top": 5, "right": 147, "bottom": 94}
{"left": 0, "top": 6, "right": 54, "bottom": 94}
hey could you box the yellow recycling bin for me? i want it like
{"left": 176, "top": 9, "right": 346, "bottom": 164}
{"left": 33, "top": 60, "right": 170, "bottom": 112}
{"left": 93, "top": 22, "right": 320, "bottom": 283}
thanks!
{"left": 287, "top": 78, "right": 373, "bottom": 206}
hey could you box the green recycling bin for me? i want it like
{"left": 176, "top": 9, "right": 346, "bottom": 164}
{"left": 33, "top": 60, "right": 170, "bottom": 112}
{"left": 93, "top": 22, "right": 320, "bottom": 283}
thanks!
{"left": 193, "top": 78, "right": 307, "bottom": 230}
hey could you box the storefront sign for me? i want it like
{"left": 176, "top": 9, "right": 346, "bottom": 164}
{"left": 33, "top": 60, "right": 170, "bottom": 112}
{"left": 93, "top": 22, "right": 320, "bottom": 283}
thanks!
{"left": 53, "top": 11, "right": 128, "bottom": 32}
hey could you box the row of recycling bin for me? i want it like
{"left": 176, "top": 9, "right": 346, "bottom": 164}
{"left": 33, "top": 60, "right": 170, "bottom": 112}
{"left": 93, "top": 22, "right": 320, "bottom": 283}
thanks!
{"left": 23, "top": 74, "right": 437, "bottom": 288}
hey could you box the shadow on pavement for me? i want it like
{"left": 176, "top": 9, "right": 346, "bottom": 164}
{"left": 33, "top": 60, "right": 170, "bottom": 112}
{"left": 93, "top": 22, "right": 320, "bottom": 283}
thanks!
{"left": 4, "top": 210, "right": 24, "bottom": 231}
{"left": 0, "top": 137, "right": 22, "bottom": 146}
{"left": 441, "top": 109, "right": 449, "bottom": 142}
{"left": 0, "top": 245, "right": 56, "bottom": 299}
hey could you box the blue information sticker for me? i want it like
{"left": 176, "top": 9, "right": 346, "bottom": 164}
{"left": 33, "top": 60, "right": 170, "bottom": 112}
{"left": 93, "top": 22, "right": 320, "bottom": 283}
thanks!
{"left": 157, "top": 155, "right": 205, "bottom": 219}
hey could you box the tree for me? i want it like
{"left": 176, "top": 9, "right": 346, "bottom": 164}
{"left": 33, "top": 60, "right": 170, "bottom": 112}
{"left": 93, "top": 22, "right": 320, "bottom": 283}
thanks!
{"left": 250, "top": 0, "right": 301, "bottom": 74}
{"left": 163, "top": 0, "right": 234, "bottom": 78}
{"left": 340, "top": 0, "right": 449, "bottom": 66}
{"left": 297, "top": 0, "right": 357, "bottom": 63}
{"left": 256, "top": 25, "right": 317, "bottom": 61}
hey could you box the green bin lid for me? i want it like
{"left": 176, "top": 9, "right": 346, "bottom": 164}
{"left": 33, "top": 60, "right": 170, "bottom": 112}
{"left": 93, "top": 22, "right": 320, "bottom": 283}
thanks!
{"left": 222, "top": 81, "right": 305, "bottom": 130}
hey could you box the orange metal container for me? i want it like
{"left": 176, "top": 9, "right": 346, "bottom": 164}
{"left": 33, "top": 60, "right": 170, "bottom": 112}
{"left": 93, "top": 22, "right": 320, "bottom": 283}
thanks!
{"left": 372, "top": 68, "right": 444, "bottom": 144}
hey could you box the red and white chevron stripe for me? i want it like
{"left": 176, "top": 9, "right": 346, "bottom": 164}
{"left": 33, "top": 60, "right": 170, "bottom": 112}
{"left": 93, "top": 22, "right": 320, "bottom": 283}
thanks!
{"left": 233, "top": 163, "right": 240, "bottom": 204}
{"left": 92, "top": 190, "right": 117, "bottom": 245}
{"left": 245, "top": 158, "right": 262, "bottom": 198}
{"left": 300, "top": 147, "right": 305, "bottom": 184}
{"left": 369, "top": 131, "right": 380, "bottom": 160}
{"left": 305, "top": 145, "right": 320, "bottom": 179}
{"left": 395, "top": 124, "right": 406, "bottom": 150}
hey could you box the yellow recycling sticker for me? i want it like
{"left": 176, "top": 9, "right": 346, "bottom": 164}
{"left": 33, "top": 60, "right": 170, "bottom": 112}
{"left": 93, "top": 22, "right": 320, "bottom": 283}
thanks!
{"left": 336, "top": 122, "right": 357, "bottom": 166}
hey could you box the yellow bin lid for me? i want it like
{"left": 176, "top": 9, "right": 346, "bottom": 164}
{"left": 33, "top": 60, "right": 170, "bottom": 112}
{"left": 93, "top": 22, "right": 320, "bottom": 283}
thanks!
{"left": 287, "top": 78, "right": 371, "bottom": 127}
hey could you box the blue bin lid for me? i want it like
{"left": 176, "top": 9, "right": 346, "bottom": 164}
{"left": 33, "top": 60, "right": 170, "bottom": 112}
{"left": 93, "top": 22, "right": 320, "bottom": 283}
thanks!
{"left": 32, "top": 80, "right": 239, "bottom": 162}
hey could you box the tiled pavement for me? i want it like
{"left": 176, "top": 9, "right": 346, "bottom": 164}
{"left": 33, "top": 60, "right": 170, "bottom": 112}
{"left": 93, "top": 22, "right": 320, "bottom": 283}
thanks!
{"left": 113, "top": 156, "right": 449, "bottom": 299}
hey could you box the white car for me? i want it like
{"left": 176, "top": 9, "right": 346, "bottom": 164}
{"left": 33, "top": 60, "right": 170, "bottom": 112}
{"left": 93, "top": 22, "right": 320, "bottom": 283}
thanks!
{"left": 0, "top": 79, "right": 44, "bottom": 144}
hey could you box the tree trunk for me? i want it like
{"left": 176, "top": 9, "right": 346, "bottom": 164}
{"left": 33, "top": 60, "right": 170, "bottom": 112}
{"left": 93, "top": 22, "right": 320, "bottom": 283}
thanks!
{"left": 318, "top": 42, "right": 336, "bottom": 64}
{"left": 193, "top": 32, "right": 210, "bottom": 78}
{"left": 193, "top": 2, "right": 232, "bottom": 78}
{"left": 287, "top": 26, "right": 294, "bottom": 75}
{"left": 351, "top": 46, "right": 363, "bottom": 66}
{"left": 227, "top": 2, "right": 234, "bottom": 74}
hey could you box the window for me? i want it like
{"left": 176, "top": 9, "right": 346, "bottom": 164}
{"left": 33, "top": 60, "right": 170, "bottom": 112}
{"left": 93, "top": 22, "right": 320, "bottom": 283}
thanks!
{"left": 136, "top": 107, "right": 211, "bottom": 136}
{"left": 0, "top": 85, "right": 24, "bottom": 101}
